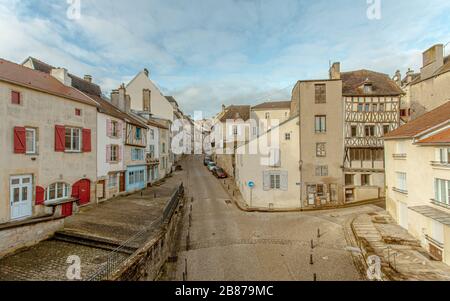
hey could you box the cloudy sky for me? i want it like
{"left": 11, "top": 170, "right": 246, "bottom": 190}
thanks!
{"left": 1, "top": 0, "right": 449, "bottom": 117}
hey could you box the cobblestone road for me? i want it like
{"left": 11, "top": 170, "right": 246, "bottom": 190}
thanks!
{"left": 170, "top": 156, "right": 384, "bottom": 281}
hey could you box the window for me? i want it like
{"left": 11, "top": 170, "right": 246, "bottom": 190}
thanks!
{"left": 135, "top": 128, "right": 142, "bottom": 140}
{"left": 345, "top": 174, "right": 355, "bottom": 185}
{"left": 396, "top": 172, "right": 408, "bottom": 193}
{"left": 132, "top": 148, "right": 144, "bottom": 161}
{"left": 265, "top": 112, "right": 270, "bottom": 119}
{"left": 365, "top": 125, "right": 375, "bottom": 137}
{"left": 317, "top": 184, "right": 325, "bottom": 197}
{"left": 233, "top": 126, "right": 238, "bottom": 135}
{"left": 357, "top": 104, "right": 363, "bottom": 112}
{"left": 108, "top": 173, "right": 118, "bottom": 188}
{"left": 129, "top": 171, "right": 135, "bottom": 185}
{"left": 110, "top": 145, "right": 119, "bottom": 162}
{"left": 162, "top": 142, "right": 166, "bottom": 154}
{"left": 351, "top": 126, "right": 358, "bottom": 137}
{"left": 46, "top": 182, "right": 70, "bottom": 202}
{"left": 379, "top": 103, "right": 385, "bottom": 112}
{"left": 270, "top": 174, "right": 281, "bottom": 189}
{"left": 438, "top": 148, "right": 450, "bottom": 164}
{"left": 364, "top": 84, "right": 373, "bottom": 93}
{"left": 315, "top": 84, "right": 326, "bottom": 103}
{"left": 25, "top": 128, "right": 36, "bottom": 154}
{"left": 383, "top": 125, "right": 390, "bottom": 135}
{"left": 365, "top": 104, "right": 370, "bottom": 112}
{"left": 65, "top": 127, "right": 81, "bottom": 152}
{"left": 11, "top": 91, "right": 21, "bottom": 105}
{"left": 252, "top": 127, "right": 258, "bottom": 136}
{"left": 350, "top": 149, "right": 361, "bottom": 161}
{"left": 111, "top": 121, "right": 119, "bottom": 137}
{"left": 315, "top": 116, "right": 326, "bottom": 133}
{"left": 315, "top": 165, "right": 328, "bottom": 176}
{"left": 396, "top": 141, "right": 406, "bottom": 155}
{"left": 361, "top": 174, "right": 371, "bottom": 186}
{"left": 434, "top": 179, "right": 449, "bottom": 206}
{"left": 149, "top": 145, "right": 155, "bottom": 158}
{"left": 316, "top": 143, "right": 326, "bottom": 157}
{"left": 372, "top": 104, "right": 378, "bottom": 112}
{"left": 150, "top": 129, "right": 155, "bottom": 140}
{"left": 285, "top": 133, "right": 291, "bottom": 141}
{"left": 75, "top": 108, "right": 82, "bottom": 116}
{"left": 139, "top": 170, "right": 145, "bottom": 182}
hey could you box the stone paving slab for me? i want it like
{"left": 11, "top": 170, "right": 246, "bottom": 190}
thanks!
{"left": 353, "top": 212, "right": 450, "bottom": 281}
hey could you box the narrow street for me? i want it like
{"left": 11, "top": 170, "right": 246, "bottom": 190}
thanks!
{"left": 168, "top": 156, "right": 384, "bottom": 281}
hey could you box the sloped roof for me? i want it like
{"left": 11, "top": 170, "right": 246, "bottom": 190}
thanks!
{"left": 0, "top": 58, "right": 96, "bottom": 106}
{"left": 384, "top": 101, "right": 450, "bottom": 139}
{"left": 411, "top": 55, "right": 450, "bottom": 85}
{"left": 219, "top": 105, "right": 251, "bottom": 122}
{"left": 252, "top": 101, "right": 291, "bottom": 110}
{"left": 341, "top": 70, "right": 404, "bottom": 96}
{"left": 24, "top": 57, "right": 102, "bottom": 96}
{"left": 417, "top": 128, "right": 450, "bottom": 145}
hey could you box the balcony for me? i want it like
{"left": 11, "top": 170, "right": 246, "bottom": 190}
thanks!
{"left": 431, "top": 161, "right": 450, "bottom": 169}
{"left": 392, "top": 187, "right": 408, "bottom": 195}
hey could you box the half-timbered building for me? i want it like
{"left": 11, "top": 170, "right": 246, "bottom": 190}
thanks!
{"left": 341, "top": 70, "right": 403, "bottom": 202}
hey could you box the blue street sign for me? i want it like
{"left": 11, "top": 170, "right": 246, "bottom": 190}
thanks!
{"left": 248, "top": 181, "right": 255, "bottom": 188}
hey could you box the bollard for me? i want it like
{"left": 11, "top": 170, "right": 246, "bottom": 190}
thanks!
{"left": 185, "top": 258, "right": 188, "bottom": 280}
{"left": 311, "top": 239, "right": 314, "bottom": 249}
{"left": 141, "top": 191, "right": 143, "bottom": 196}
{"left": 317, "top": 228, "right": 321, "bottom": 238}
{"left": 154, "top": 192, "right": 157, "bottom": 198}
{"left": 310, "top": 254, "right": 314, "bottom": 265}
{"left": 191, "top": 197, "right": 194, "bottom": 203}
{"left": 313, "top": 273, "right": 317, "bottom": 281}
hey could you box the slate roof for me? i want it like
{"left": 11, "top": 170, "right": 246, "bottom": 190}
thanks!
{"left": 25, "top": 57, "right": 102, "bottom": 96}
{"left": 341, "top": 69, "right": 404, "bottom": 96}
{"left": 384, "top": 101, "right": 450, "bottom": 139}
{"left": 252, "top": 101, "right": 291, "bottom": 110}
{"left": 0, "top": 58, "right": 96, "bottom": 106}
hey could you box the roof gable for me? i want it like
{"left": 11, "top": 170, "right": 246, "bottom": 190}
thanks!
{"left": 341, "top": 69, "right": 403, "bottom": 96}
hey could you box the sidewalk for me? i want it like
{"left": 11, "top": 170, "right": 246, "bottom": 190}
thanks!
{"left": 0, "top": 170, "right": 186, "bottom": 281}
{"left": 352, "top": 211, "right": 450, "bottom": 280}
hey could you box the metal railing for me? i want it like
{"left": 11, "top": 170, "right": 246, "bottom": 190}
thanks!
{"left": 86, "top": 183, "right": 184, "bottom": 281}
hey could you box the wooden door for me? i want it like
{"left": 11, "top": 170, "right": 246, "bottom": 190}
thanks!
{"left": 73, "top": 179, "right": 91, "bottom": 205}
{"left": 119, "top": 172, "right": 126, "bottom": 192}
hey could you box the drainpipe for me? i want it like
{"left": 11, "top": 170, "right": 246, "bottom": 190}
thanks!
{"left": 298, "top": 83, "right": 303, "bottom": 210}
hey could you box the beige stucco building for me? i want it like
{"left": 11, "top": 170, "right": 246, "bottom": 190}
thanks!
{"left": 0, "top": 59, "right": 97, "bottom": 226}
{"left": 250, "top": 101, "right": 291, "bottom": 135}
{"left": 397, "top": 44, "right": 450, "bottom": 121}
{"left": 385, "top": 101, "right": 450, "bottom": 265}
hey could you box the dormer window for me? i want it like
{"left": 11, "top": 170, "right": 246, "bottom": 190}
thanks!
{"left": 364, "top": 83, "right": 373, "bottom": 93}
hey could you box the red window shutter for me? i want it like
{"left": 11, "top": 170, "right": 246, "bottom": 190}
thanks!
{"left": 118, "top": 145, "right": 122, "bottom": 162}
{"left": 106, "top": 119, "right": 112, "bottom": 137}
{"left": 106, "top": 145, "right": 111, "bottom": 162}
{"left": 11, "top": 91, "right": 21, "bottom": 104}
{"left": 55, "top": 125, "right": 65, "bottom": 152}
{"left": 82, "top": 129, "right": 92, "bottom": 152}
{"left": 13, "top": 127, "right": 26, "bottom": 154}
{"left": 35, "top": 186, "right": 45, "bottom": 205}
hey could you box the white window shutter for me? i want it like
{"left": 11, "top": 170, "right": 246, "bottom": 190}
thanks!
{"left": 270, "top": 148, "right": 281, "bottom": 167}
{"left": 263, "top": 171, "right": 270, "bottom": 191}
{"left": 281, "top": 171, "right": 288, "bottom": 191}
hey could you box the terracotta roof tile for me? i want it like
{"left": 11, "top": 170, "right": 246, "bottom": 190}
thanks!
{"left": 252, "top": 101, "right": 291, "bottom": 110}
{"left": 417, "top": 128, "right": 450, "bottom": 144}
{"left": 341, "top": 70, "right": 403, "bottom": 96}
{"left": 219, "top": 105, "right": 251, "bottom": 122}
{"left": 385, "top": 101, "right": 450, "bottom": 139}
{"left": 0, "top": 58, "right": 96, "bottom": 106}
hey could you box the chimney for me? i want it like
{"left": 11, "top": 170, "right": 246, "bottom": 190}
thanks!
{"left": 111, "top": 89, "right": 119, "bottom": 107}
{"left": 393, "top": 70, "right": 402, "bottom": 86}
{"left": 143, "top": 89, "right": 151, "bottom": 112}
{"left": 84, "top": 75, "right": 92, "bottom": 83}
{"left": 118, "top": 83, "right": 126, "bottom": 111}
{"left": 125, "top": 94, "right": 131, "bottom": 113}
{"left": 143, "top": 68, "right": 149, "bottom": 77}
{"left": 329, "top": 62, "right": 341, "bottom": 80}
{"left": 51, "top": 68, "right": 72, "bottom": 86}
{"left": 421, "top": 44, "right": 444, "bottom": 79}
{"left": 222, "top": 104, "right": 226, "bottom": 112}
{"left": 405, "top": 68, "right": 414, "bottom": 84}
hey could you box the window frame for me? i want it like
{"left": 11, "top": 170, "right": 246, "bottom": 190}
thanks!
{"left": 315, "top": 84, "right": 326, "bottom": 104}
{"left": 434, "top": 178, "right": 450, "bottom": 206}
{"left": 315, "top": 115, "right": 327, "bottom": 133}
{"left": 11, "top": 91, "right": 21, "bottom": 105}
{"left": 25, "top": 128, "right": 37, "bottom": 155}
{"left": 361, "top": 174, "right": 371, "bottom": 186}
{"left": 45, "top": 182, "right": 70, "bottom": 202}
{"left": 65, "top": 127, "right": 82, "bottom": 152}
{"left": 316, "top": 143, "right": 326, "bottom": 157}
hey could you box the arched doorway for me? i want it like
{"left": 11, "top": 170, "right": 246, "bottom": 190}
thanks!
{"left": 72, "top": 179, "right": 91, "bottom": 205}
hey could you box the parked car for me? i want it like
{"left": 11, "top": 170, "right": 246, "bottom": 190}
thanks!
{"left": 204, "top": 157, "right": 212, "bottom": 166}
{"left": 213, "top": 167, "right": 228, "bottom": 179}
{"left": 207, "top": 162, "right": 217, "bottom": 171}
